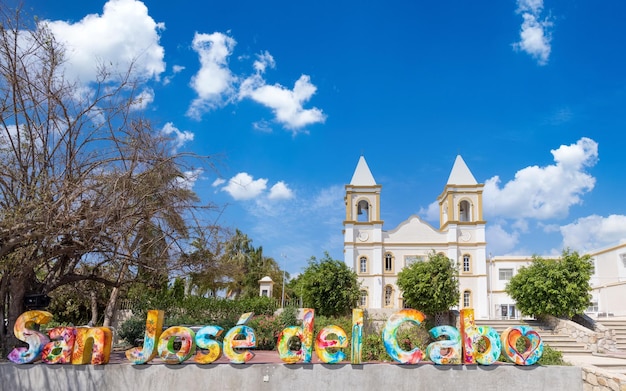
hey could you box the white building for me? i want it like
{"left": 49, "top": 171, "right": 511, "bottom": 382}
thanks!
{"left": 343, "top": 155, "right": 626, "bottom": 319}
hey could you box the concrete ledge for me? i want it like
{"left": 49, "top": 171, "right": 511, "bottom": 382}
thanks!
{"left": 0, "top": 362, "right": 582, "bottom": 391}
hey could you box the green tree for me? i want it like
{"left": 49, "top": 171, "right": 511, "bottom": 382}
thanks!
{"left": 397, "top": 252, "right": 459, "bottom": 317}
{"left": 506, "top": 249, "right": 593, "bottom": 318}
{"left": 0, "top": 4, "right": 209, "bottom": 353}
{"left": 223, "top": 230, "right": 286, "bottom": 299}
{"left": 295, "top": 252, "right": 360, "bottom": 317}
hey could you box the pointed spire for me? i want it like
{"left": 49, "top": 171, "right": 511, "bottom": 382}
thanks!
{"left": 350, "top": 156, "right": 376, "bottom": 186}
{"left": 447, "top": 155, "right": 477, "bottom": 185}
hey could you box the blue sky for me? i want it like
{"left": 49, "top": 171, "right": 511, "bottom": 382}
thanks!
{"left": 24, "top": 0, "right": 626, "bottom": 275}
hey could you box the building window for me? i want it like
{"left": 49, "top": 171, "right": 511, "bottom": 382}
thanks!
{"left": 463, "top": 291, "right": 471, "bottom": 308}
{"left": 500, "top": 304, "right": 516, "bottom": 319}
{"left": 459, "top": 200, "right": 470, "bottom": 222}
{"left": 359, "top": 256, "right": 368, "bottom": 273}
{"left": 359, "top": 290, "right": 368, "bottom": 307}
{"left": 261, "top": 289, "right": 268, "bottom": 297}
{"left": 499, "top": 268, "right": 513, "bottom": 281}
{"left": 357, "top": 200, "right": 370, "bottom": 222}
{"left": 586, "top": 300, "right": 599, "bottom": 313}
{"left": 462, "top": 254, "right": 471, "bottom": 273}
{"left": 384, "top": 285, "right": 393, "bottom": 307}
{"left": 620, "top": 253, "right": 626, "bottom": 268}
{"left": 384, "top": 252, "right": 393, "bottom": 273}
{"left": 405, "top": 255, "right": 423, "bottom": 267}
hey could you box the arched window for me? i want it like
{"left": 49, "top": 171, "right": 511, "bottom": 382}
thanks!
{"left": 459, "top": 200, "right": 471, "bottom": 222}
{"left": 384, "top": 285, "right": 394, "bottom": 307}
{"left": 359, "top": 256, "right": 368, "bottom": 274}
{"left": 463, "top": 290, "right": 471, "bottom": 308}
{"left": 357, "top": 200, "right": 370, "bottom": 222}
{"left": 359, "top": 290, "right": 368, "bottom": 307}
{"left": 462, "top": 254, "right": 471, "bottom": 273}
{"left": 384, "top": 252, "right": 393, "bottom": 273}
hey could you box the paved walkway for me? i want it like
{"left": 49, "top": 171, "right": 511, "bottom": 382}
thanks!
{"left": 563, "top": 350, "right": 626, "bottom": 375}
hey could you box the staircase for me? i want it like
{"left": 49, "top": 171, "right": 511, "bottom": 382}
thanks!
{"left": 475, "top": 319, "right": 592, "bottom": 355}
{"left": 595, "top": 317, "right": 626, "bottom": 351}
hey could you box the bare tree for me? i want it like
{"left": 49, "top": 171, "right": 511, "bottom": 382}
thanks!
{"left": 0, "top": 5, "right": 208, "bottom": 353}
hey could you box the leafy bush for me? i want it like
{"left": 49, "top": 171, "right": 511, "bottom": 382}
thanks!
{"left": 118, "top": 296, "right": 278, "bottom": 346}
{"left": 362, "top": 333, "right": 391, "bottom": 362}
{"left": 506, "top": 250, "right": 593, "bottom": 318}
{"left": 537, "top": 344, "right": 566, "bottom": 365}
{"left": 119, "top": 314, "right": 150, "bottom": 346}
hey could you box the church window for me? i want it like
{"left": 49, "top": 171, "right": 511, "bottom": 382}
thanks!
{"left": 359, "top": 256, "right": 368, "bottom": 273}
{"left": 359, "top": 290, "right": 368, "bottom": 307}
{"left": 384, "top": 252, "right": 393, "bottom": 273}
{"left": 462, "top": 254, "right": 471, "bottom": 272}
{"left": 459, "top": 200, "right": 470, "bottom": 222}
{"left": 357, "top": 200, "right": 370, "bottom": 222}
{"left": 384, "top": 285, "right": 394, "bottom": 307}
{"left": 463, "top": 290, "right": 471, "bottom": 308}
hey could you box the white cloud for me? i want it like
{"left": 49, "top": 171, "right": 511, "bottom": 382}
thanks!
{"left": 484, "top": 137, "right": 597, "bottom": 220}
{"left": 212, "top": 178, "right": 226, "bottom": 187}
{"left": 312, "top": 185, "right": 344, "bottom": 210}
{"left": 420, "top": 201, "right": 440, "bottom": 222}
{"left": 187, "top": 32, "right": 237, "bottom": 119}
{"left": 486, "top": 224, "right": 520, "bottom": 255}
{"left": 221, "top": 172, "right": 267, "bottom": 200}
{"left": 560, "top": 215, "right": 626, "bottom": 252}
{"left": 268, "top": 181, "right": 294, "bottom": 200}
{"left": 239, "top": 73, "right": 326, "bottom": 133}
{"left": 46, "top": 0, "right": 165, "bottom": 83}
{"left": 513, "top": 0, "right": 552, "bottom": 65}
{"left": 252, "top": 120, "right": 273, "bottom": 133}
{"left": 161, "top": 122, "right": 194, "bottom": 150}
{"left": 517, "top": 0, "right": 544, "bottom": 14}
{"left": 163, "top": 65, "right": 186, "bottom": 85}
{"left": 253, "top": 51, "right": 276, "bottom": 74}
{"left": 176, "top": 168, "right": 203, "bottom": 190}
{"left": 130, "top": 88, "right": 154, "bottom": 111}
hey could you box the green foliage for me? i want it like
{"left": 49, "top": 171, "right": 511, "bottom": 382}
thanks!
{"left": 118, "top": 295, "right": 278, "bottom": 345}
{"left": 119, "top": 316, "right": 149, "bottom": 346}
{"left": 506, "top": 250, "right": 593, "bottom": 318}
{"left": 496, "top": 343, "right": 565, "bottom": 365}
{"left": 397, "top": 252, "right": 459, "bottom": 317}
{"left": 362, "top": 333, "right": 391, "bottom": 362}
{"left": 247, "top": 315, "right": 284, "bottom": 350}
{"left": 537, "top": 344, "right": 566, "bottom": 365}
{"left": 295, "top": 252, "right": 360, "bottom": 317}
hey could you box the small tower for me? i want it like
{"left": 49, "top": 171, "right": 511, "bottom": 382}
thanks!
{"left": 259, "top": 276, "right": 274, "bottom": 298}
{"left": 344, "top": 156, "right": 385, "bottom": 307}
{"left": 437, "top": 155, "right": 488, "bottom": 319}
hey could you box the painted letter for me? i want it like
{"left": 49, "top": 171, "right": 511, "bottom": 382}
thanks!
{"left": 474, "top": 326, "right": 502, "bottom": 365}
{"left": 351, "top": 308, "right": 363, "bottom": 364}
{"left": 125, "top": 310, "right": 164, "bottom": 364}
{"left": 315, "top": 325, "right": 348, "bottom": 364}
{"left": 157, "top": 326, "right": 196, "bottom": 364}
{"left": 223, "top": 313, "right": 256, "bottom": 364}
{"left": 8, "top": 310, "right": 53, "bottom": 364}
{"left": 71, "top": 327, "right": 112, "bottom": 365}
{"left": 382, "top": 309, "right": 425, "bottom": 364}
{"left": 501, "top": 326, "right": 543, "bottom": 365}
{"left": 459, "top": 308, "right": 478, "bottom": 364}
{"left": 194, "top": 325, "right": 224, "bottom": 364}
{"left": 426, "top": 325, "right": 461, "bottom": 365}
{"left": 277, "top": 308, "right": 314, "bottom": 364}
{"left": 42, "top": 327, "right": 77, "bottom": 364}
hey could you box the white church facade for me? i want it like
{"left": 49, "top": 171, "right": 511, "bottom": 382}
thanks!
{"left": 343, "top": 156, "right": 626, "bottom": 319}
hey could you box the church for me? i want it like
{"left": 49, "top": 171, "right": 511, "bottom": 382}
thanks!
{"left": 343, "top": 156, "right": 626, "bottom": 320}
